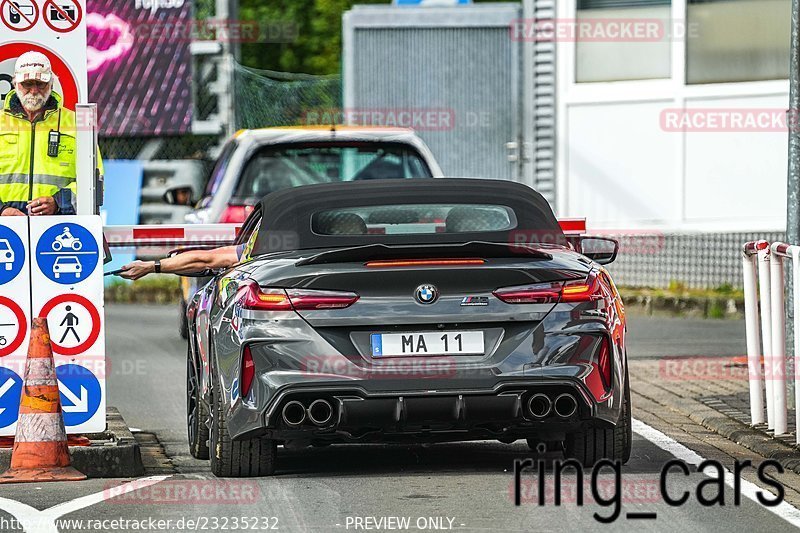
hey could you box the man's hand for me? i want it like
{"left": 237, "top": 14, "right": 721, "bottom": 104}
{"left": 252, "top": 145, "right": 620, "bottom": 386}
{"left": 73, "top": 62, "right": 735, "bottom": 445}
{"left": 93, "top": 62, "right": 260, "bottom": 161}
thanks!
{"left": 27, "top": 197, "right": 57, "bottom": 216}
{"left": 120, "top": 261, "right": 155, "bottom": 280}
{"left": 1, "top": 207, "right": 25, "bottom": 216}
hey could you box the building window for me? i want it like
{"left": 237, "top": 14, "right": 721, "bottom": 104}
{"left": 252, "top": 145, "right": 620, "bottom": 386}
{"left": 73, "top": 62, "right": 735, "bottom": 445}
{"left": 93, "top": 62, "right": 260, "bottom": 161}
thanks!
{"left": 576, "top": 0, "right": 672, "bottom": 83}
{"left": 687, "top": 0, "right": 790, "bottom": 84}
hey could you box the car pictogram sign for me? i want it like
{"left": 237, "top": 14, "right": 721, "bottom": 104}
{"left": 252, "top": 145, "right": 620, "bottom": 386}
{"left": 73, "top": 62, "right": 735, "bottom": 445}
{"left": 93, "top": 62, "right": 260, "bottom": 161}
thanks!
{"left": 0, "top": 0, "right": 39, "bottom": 32}
{"left": 43, "top": 0, "right": 82, "bottom": 34}
{"left": 36, "top": 222, "right": 99, "bottom": 285}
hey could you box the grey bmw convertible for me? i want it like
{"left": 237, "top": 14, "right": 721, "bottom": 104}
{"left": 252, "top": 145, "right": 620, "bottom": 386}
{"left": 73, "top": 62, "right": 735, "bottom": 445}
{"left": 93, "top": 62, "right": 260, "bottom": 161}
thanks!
{"left": 185, "top": 178, "right": 631, "bottom": 477}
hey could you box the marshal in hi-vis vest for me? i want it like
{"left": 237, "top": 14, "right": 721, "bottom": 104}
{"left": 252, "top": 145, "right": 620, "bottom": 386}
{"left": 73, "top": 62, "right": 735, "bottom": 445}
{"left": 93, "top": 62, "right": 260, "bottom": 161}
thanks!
{"left": 0, "top": 90, "right": 103, "bottom": 215}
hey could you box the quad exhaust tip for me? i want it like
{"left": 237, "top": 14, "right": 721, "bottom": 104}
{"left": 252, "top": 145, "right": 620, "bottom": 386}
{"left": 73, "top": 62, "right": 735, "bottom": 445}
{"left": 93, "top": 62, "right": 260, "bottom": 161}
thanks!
{"left": 553, "top": 393, "right": 578, "bottom": 418}
{"left": 308, "top": 399, "right": 334, "bottom": 426}
{"left": 527, "top": 393, "right": 552, "bottom": 419}
{"left": 282, "top": 400, "right": 307, "bottom": 427}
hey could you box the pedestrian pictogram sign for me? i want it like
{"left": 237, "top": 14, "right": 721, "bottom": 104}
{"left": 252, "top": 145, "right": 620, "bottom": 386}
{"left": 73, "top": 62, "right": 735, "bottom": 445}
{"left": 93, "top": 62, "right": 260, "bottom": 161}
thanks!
{"left": 39, "top": 294, "right": 100, "bottom": 356}
{"left": 56, "top": 364, "right": 101, "bottom": 427}
{"left": 43, "top": 0, "right": 82, "bottom": 34}
{"left": 0, "top": 367, "right": 22, "bottom": 429}
{"left": 1, "top": 0, "right": 39, "bottom": 32}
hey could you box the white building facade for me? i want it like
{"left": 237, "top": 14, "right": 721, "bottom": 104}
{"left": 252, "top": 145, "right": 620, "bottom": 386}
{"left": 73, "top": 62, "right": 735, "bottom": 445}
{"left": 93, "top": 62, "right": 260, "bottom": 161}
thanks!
{"left": 556, "top": 0, "right": 790, "bottom": 234}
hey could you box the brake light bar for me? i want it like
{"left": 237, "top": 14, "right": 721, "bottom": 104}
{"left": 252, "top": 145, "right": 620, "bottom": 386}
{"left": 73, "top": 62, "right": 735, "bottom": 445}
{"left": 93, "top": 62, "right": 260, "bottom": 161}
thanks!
{"left": 238, "top": 282, "right": 359, "bottom": 311}
{"left": 493, "top": 271, "right": 603, "bottom": 304}
{"left": 366, "top": 259, "right": 486, "bottom": 268}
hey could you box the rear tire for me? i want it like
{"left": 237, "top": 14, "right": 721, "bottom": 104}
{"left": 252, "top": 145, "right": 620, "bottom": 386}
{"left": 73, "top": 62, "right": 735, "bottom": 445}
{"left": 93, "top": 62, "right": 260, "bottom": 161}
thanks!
{"left": 564, "top": 378, "right": 632, "bottom": 467}
{"left": 210, "top": 381, "right": 277, "bottom": 477}
{"left": 187, "top": 348, "right": 210, "bottom": 460}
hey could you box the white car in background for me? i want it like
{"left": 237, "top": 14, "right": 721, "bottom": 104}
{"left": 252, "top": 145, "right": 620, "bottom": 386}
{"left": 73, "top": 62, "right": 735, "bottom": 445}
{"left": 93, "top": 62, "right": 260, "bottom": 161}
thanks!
{"left": 163, "top": 126, "right": 444, "bottom": 339}
{"left": 0, "top": 239, "right": 14, "bottom": 271}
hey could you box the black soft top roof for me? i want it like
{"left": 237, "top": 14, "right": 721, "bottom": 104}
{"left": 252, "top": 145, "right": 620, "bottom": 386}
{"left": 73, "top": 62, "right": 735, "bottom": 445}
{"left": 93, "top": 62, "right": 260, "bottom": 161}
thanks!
{"left": 247, "top": 178, "right": 565, "bottom": 255}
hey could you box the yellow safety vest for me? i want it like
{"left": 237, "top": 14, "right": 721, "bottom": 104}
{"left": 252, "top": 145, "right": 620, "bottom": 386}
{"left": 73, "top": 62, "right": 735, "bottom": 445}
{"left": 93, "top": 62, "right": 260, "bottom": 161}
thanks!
{"left": 0, "top": 90, "right": 103, "bottom": 215}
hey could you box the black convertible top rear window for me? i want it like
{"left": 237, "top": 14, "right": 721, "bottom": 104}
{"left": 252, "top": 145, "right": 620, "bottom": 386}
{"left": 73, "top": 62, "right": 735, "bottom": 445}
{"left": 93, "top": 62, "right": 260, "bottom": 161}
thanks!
{"left": 312, "top": 204, "right": 517, "bottom": 236}
{"left": 247, "top": 179, "right": 565, "bottom": 255}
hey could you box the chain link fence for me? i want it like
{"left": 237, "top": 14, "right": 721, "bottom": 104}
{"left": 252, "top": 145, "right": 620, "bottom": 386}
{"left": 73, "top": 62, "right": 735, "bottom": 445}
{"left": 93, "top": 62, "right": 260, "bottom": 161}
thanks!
{"left": 233, "top": 63, "right": 342, "bottom": 130}
{"left": 605, "top": 231, "right": 786, "bottom": 289}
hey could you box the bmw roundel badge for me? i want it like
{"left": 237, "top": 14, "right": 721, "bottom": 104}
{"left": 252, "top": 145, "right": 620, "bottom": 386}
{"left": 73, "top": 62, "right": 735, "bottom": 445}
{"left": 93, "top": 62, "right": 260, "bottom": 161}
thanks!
{"left": 415, "top": 284, "right": 439, "bottom": 304}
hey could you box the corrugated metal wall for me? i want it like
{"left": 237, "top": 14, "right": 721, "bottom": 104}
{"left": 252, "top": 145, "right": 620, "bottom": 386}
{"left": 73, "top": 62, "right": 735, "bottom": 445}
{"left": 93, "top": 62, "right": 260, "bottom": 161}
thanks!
{"left": 344, "top": 2, "right": 557, "bottom": 201}
{"left": 530, "top": 0, "right": 557, "bottom": 203}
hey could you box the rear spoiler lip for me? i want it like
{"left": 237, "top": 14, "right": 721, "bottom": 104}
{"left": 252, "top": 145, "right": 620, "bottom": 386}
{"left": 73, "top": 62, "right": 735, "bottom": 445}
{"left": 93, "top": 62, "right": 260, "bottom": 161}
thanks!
{"left": 295, "top": 241, "right": 554, "bottom": 267}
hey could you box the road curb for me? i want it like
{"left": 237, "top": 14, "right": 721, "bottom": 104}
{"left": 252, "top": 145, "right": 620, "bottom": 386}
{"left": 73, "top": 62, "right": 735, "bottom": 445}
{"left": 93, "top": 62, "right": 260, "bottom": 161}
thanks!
{"left": 691, "top": 411, "right": 800, "bottom": 472}
{"left": 0, "top": 407, "right": 145, "bottom": 478}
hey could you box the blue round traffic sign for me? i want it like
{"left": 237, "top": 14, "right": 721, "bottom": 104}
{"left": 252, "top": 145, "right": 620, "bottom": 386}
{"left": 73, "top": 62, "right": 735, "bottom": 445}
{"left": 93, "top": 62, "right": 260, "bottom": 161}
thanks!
{"left": 0, "top": 225, "right": 25, "bottom": 285}
{"left": 56, "top": 364, "right": 101, "bottom": 426}
{"left": 0, "top": 367, "right": 23, "bottom": 428}
{"left": 36, "top": 223, "right": 99, "bottom": 285}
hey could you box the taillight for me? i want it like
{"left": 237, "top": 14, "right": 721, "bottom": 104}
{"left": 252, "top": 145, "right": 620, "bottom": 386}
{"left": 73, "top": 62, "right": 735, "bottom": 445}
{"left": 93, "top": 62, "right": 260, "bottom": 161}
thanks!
{"left": 241, "top": 345, "right": 255, "bottom": 398}
{"left": 237, "top": 282, "right": 358, "bottom": 311}
{"left": 238, "top": 283, "right": 293, "bottom": 311}
{"left": 561, "top": 271, "right": 603, "bottom": 303}
{"left": 219, "top": 205, "right": 254, "bottom": 224}
{"left": 493, "top": 271, "right": 603, "bottom": 304}
{"left": 492, "top": 282, "right": 562, "bottom": 304}
{"left": 286, "top": 289, "right": 360, "bottom": 310}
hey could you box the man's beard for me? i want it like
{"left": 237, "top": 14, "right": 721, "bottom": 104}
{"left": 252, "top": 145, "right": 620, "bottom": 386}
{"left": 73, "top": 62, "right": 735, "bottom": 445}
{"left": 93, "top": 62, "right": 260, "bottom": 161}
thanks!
{"left": 20, "top": 87, "right": 51, "bottom": 113}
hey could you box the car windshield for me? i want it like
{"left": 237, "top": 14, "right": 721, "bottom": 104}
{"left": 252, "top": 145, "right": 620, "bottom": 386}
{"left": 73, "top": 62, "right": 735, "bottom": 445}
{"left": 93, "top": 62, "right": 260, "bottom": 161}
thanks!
{"left": 0, "top": 241, "right": 9, "bottom": 251}
{"left": 57, "top": 257, "right": 79, "bottom": 264}
{"left": 229, "top": 142, "right": 433, "bottom": 202}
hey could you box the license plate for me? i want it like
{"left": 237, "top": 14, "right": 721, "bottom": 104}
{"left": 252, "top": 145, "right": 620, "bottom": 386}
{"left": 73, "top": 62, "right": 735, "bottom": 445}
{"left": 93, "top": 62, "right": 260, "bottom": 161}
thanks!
{"left": 370, "top": 331, "right": 484, "bottom": 357}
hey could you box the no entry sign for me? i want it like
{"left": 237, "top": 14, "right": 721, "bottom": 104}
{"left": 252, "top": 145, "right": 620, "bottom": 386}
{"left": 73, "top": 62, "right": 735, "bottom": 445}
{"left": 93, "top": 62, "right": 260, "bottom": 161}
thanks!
{"left": 0, "top": 0, "right": 87, "bottom": 103}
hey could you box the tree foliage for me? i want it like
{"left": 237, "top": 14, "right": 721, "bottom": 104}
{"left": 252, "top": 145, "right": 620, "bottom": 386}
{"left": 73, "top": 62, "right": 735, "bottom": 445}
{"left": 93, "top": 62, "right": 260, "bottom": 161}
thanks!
{"left": 237, "top": 0, "right": 506, "bottom": 75}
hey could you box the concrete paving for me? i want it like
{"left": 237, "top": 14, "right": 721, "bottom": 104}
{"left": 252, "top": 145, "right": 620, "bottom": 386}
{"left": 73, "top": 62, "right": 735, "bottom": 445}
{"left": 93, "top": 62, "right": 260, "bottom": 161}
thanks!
{"left": 0, "top": 305, "right": 793, "bottom": 533}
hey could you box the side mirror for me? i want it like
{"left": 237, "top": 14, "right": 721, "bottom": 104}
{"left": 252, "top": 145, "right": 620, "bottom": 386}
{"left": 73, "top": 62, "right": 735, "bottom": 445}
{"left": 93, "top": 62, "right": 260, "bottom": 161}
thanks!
{"left": 163, "top": 186, "right": 194, "bottom": 206}
{"left": 575, "top": 236, "right": 619, "bottom": 265}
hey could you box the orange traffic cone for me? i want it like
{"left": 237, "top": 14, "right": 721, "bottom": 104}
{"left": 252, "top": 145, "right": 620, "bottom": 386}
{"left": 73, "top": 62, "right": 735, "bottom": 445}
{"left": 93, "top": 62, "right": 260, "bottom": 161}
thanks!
{"left": 0, "top": 318, "right": 86, "bottom": 483}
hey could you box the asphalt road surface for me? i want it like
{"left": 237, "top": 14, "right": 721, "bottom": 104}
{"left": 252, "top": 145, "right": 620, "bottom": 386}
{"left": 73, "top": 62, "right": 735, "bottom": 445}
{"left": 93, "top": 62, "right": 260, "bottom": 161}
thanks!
{"left": 0, "top": 306, "right": 794, "bottom": 533}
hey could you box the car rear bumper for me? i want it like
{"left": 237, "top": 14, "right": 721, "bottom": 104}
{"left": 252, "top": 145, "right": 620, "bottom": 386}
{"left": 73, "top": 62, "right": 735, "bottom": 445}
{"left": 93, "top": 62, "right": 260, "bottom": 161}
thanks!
{"left": 229, "top": 377, "right": 619, "bottom": 443}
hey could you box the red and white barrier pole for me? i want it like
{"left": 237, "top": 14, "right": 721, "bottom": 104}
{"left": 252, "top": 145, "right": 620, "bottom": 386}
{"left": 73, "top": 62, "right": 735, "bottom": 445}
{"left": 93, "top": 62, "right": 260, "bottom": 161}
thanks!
{"left": 769, "top": 243, "right": 788, "bottom": 435}
{"left": 756, "top": 243, "right": 775, "bottom": 429}
{"left": 742, "top": 242, "right": 765, "bottom": 425}
{"left": 103, "top": 224, "right": 241, "bottom": 248}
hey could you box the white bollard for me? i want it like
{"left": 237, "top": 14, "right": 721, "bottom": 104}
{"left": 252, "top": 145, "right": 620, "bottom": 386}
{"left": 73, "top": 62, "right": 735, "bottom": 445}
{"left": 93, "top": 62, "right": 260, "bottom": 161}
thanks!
{"left": 757, "top": 246, "right": 774, "bottom": 429}
{"left": 742, "top": 253, "right": 765, "bottom": 425}
{"left": 769, "top": 251, "right": 787, "bottom": 435}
